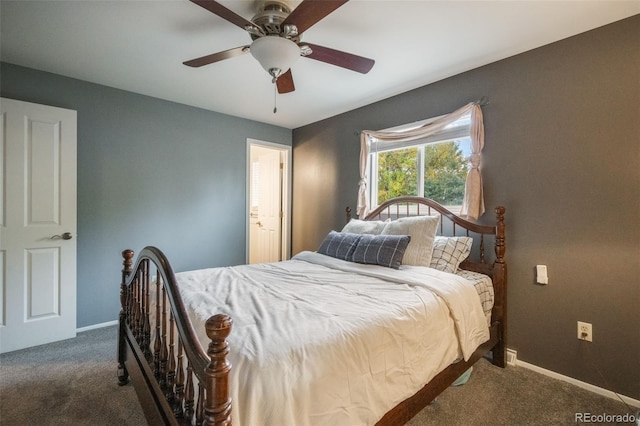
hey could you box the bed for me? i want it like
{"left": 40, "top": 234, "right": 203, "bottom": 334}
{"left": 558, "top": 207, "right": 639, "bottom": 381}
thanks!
{"left": 117, "top": 196, "right": 507, "bottom": 425}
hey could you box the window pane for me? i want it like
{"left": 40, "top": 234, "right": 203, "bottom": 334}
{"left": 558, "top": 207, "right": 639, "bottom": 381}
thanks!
{"left": 423, "top": 139, "right": 470, "bottom": 206}
{"left": 377, "top": 147, "right": 418, "bottom": 204}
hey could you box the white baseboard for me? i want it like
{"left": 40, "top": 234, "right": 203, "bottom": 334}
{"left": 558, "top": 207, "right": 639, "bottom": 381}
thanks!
{"left": 76, "top": 320, "right": 118, "bottom": 333}
{"left": 516, "top": 359, "right": 640, "bottom": 409}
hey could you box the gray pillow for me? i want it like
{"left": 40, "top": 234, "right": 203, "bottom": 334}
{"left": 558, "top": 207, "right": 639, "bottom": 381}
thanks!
{"left": 351, "top": 234, "right": 411, "bottom": 269}
{"left": 317, "top": 231, "right": 362, "bottom": 261}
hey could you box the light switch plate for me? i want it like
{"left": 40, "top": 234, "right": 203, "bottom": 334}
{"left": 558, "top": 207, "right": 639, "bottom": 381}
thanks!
{"left": 536, "top": 265, "right": 548, "bottom": 284}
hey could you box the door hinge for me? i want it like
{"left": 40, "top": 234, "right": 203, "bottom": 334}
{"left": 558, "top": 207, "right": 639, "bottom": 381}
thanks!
{"left": 280, "top": 162, "right": 284, "bottom": 170}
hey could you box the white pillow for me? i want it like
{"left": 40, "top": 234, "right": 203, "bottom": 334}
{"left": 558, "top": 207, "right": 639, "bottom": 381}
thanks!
{"left": 341, "top": 219, "right": 387, "bottom": 235}
{"left": 430, "top": 236, "right": 473, "bottom": 273}
{"left": 381, "top": 215, "right": 440, "bottom": 266}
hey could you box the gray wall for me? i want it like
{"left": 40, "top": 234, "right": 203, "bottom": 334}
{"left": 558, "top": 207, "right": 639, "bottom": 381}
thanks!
{"left": 1, "top": 62, "right": 291, "bottom": 328}
{"left": 292, "top": 16, "right": 640, "bottom": 399}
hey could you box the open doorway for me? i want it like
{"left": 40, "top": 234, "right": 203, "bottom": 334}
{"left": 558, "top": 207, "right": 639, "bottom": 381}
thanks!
{"left": 247, "top": 139, "right": 291, "bottom": 264}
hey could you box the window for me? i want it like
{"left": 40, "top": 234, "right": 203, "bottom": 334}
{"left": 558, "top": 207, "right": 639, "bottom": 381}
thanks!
{"left": 369, "top": 114, "right": 471, "bottom": 213}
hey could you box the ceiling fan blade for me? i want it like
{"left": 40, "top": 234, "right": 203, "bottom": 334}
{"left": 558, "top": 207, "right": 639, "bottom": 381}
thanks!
{"left": 183, "top": 46, "right": 249, "bottom": 67}
{"left": 189, "top": 0, "right": 259, "bottom": 32}
{"left": 282, "top": 0, "right": 349, "bottom": 35}
{"left": 303, "top": 43, "right": 374, "bottom": 74}
{"left": 277, "top": 69, "right": 295, "bottom": 94}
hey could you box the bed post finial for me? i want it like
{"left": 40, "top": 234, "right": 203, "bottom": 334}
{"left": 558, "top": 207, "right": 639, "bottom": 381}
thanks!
{"left": 120, "top": 249, "right": 135, "bottom": 324}
{"left": 120, "top": 250, "right": 134, "bottom": 309}
{"left": 122, "top": 249, "right": 134, "bottom": 280}
{"left": 346, "top": 206, "right": 352, "bottom": 223}
{"left": 203, "top": 314, "right": 233, "bottom": 426}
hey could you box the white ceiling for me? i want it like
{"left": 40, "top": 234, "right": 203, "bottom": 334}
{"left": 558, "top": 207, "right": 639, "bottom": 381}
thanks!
{"left": 1, "top": 1, "right": 638, "bottom": 129}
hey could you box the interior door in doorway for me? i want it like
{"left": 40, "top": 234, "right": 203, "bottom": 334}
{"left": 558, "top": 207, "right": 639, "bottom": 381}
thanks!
{"left": 249, "top": 145, "right": 282, "bottom": 264}
{"left": 0, "top": 97, "right": 77, "bottom": 354}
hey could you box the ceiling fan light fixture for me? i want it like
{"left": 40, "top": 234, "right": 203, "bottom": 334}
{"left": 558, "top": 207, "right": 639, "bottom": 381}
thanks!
{"left": 250, "top": 36, "right": 300, "bottom": 80}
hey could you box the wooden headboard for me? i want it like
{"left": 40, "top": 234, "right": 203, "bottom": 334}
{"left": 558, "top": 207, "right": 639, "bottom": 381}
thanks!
{"left": 347, "top": 196, "right": 507, "bottom": 362}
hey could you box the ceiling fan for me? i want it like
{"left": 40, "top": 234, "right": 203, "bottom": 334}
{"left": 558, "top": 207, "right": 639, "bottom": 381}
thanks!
{"left": 183, "top": 0, "right": 375, "bottom": 94}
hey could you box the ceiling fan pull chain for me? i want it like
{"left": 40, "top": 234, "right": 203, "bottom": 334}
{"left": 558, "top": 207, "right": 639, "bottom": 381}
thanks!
{"left": 273, "top": 82, "right": 278, "bottom": 114}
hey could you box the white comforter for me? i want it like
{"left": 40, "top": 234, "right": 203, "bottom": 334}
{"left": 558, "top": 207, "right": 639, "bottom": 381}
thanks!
{"left": 176, "top": 251, "right": 489, "bottom": 426}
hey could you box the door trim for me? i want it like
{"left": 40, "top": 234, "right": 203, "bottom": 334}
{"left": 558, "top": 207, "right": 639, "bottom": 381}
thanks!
{"left": 246, "top": 139, "right": 292, "bottom": 263}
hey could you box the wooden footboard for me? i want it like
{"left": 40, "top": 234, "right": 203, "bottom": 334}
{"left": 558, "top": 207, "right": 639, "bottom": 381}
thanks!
{"left": 117, "top": 247, "right": 232, "bottom": 425}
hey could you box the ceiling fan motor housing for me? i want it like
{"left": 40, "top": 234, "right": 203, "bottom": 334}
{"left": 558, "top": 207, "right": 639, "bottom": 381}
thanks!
{"left": 251, "top": 0, "right": 300, "bottom": 41}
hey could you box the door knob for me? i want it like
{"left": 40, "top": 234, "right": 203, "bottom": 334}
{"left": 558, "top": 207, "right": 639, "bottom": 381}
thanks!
{"left": 51, "top": 232, "right": 73, "bottom": 240}
{"left": 256, "top": 221, "right": 262, "bottom": 227}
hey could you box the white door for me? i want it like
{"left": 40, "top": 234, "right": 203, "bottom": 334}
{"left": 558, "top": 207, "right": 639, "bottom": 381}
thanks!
{"left": 249, "top": 145, "right": 282, "bottom": 264}
{"left": 0, "top": 98, "right": 77, "bottom": 353}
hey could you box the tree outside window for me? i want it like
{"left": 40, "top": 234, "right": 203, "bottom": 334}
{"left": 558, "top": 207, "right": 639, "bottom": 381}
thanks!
{"left": 375, "top": 138, "right": 470, "bottom": 209}
{"left": 377, "top": 147, "right": 418, "bottom": 202}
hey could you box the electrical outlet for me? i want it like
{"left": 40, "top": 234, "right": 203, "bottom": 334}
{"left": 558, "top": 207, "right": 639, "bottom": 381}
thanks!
{"left": 577, "top": 321, "right": 592, "bottom": 342}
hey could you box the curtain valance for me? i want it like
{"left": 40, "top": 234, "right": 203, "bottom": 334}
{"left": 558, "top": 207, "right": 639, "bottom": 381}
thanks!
{"left": 357, "top": 102, "right": 485, "bottom": 220}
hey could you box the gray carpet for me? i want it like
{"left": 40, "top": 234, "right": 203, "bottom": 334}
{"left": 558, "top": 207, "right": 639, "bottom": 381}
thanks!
{"left": 0, "top": 326, "right": 145, "bottom": 426}
{"left": 0, "top": 326, "right": 636, "bottom": 425}
{"left": 406, "top": 360, "right": 637, "bottom": 426}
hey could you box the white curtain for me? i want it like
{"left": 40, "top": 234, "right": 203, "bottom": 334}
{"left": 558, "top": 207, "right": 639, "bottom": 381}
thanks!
{"left": 459, "top": 104, "right": 485, "bottom": 220}
{"left": 357, "top": 102, "right": 485, "bottom": 219}
{"left": 357, "top": 133, "right": 370, "bottom": 219}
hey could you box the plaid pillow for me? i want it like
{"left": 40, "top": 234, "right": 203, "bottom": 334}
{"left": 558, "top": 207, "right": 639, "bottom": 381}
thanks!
{"left": 430, "top": 236, "right": 473, "bottom": 273}
{"left": 351, "top": 234, "right": 411, "bottom": 269}
{"left": 317, "top": 231, "right": 362, "bottom": 261}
